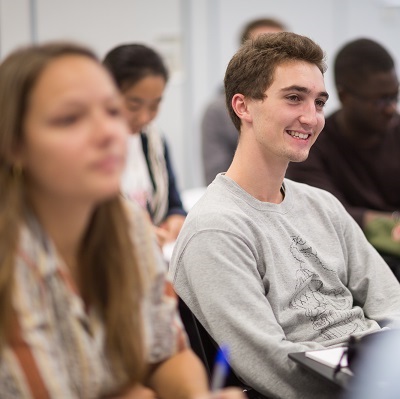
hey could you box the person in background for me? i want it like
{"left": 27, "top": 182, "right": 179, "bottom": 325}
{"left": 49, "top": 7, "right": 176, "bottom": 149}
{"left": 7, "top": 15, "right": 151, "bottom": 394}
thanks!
{"left": 0, "top": 41, "right": 245, "bottom": 399}
{"left": 169, "top": 32, "right": 400, "bottom": 399}
{"left": 286, "top": 38, "right": 400, "bottom": 278}
{"left": 103, "top": 44, "right": 186, "bottom": 246}
{"left": 201, "top": 17, "right": 287, "bottom": 185}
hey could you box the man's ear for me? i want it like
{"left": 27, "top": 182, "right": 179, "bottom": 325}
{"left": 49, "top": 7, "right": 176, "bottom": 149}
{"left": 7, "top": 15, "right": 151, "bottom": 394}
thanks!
{"left": 231, "top": 94, "right": 253, "bottom": 124}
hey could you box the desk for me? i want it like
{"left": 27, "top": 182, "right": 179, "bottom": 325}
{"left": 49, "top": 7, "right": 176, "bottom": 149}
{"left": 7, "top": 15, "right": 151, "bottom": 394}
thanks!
{"left": 289, "top": 352, "right": 353, "bottom": 390}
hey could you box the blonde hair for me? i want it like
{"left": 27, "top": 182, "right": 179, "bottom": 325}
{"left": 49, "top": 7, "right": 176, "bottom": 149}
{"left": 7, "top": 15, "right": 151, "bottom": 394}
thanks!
{"left": 0, "top": 42, "right": 146, "bottom": 386}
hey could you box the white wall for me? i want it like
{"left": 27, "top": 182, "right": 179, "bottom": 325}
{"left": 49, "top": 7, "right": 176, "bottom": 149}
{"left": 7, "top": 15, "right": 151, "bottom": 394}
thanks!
{"left": 0, "top": 0, "right": 31, "bottom": 56}
{"left": 1, "top": 0, "right": 400, "bottom": 189}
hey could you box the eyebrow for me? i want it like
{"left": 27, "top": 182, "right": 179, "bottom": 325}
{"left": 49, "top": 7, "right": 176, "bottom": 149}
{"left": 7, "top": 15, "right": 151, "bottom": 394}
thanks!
{"left": 126, "top": 96, "right": 163, "bottom": 104}
{"left": 52, "top": 93, "right": 120, "bottom": 109}
{"left": 280, "top": 85, "right": 329, "bottom": 101}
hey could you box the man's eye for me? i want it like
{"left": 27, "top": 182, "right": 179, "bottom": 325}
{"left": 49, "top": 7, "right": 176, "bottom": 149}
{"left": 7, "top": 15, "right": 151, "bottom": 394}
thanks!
{"left": 315, "top": 99, "right": 326, "bottom": 108}
{"left": 287, "top": 95, "right": 300, "bottom": 102}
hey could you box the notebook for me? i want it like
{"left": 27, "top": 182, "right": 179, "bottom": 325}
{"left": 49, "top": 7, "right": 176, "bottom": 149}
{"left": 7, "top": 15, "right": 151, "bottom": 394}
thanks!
{"left": 305, "top": 346, "right": 348, "bottom": 368}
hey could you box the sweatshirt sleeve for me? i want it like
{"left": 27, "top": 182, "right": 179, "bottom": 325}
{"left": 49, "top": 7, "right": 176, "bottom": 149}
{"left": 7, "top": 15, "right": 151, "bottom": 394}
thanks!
{"left": 336, "top": 200, "right": 400, "bottom": 327}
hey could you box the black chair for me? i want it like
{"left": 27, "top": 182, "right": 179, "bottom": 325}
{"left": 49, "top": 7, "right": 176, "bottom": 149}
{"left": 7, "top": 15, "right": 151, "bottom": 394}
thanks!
{"left": 178, "top": 298, "right": 269, "bottom": 399}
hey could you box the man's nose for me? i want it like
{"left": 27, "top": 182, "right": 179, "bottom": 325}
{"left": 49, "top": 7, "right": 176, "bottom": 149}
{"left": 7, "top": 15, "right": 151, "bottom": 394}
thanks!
{"left": 299, "top": 103, "right": 318, "bottom": 127}
{"left": 382, "top": 99, "right": 398, "bottom": 116}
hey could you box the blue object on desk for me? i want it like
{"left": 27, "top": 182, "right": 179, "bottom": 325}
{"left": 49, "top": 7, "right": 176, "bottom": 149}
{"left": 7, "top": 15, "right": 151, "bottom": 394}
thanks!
{"left": 211, "top": 344, "right": 230, "bottom": 392}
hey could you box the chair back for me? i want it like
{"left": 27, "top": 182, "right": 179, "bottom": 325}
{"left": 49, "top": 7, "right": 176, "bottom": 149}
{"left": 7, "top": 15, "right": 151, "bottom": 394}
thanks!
{"left": 178, "top": 298, "right": 269, "bottom": 399}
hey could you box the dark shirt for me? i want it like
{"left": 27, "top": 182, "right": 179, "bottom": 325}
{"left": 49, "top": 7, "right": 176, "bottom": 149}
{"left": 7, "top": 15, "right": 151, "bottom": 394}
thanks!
{"left": 286, "top": 111, "right": 400, "bottom": 228}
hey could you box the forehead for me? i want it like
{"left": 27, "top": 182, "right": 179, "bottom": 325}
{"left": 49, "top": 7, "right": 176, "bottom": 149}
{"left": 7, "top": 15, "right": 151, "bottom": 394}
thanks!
{"left": 31, "top": 55, "right": 116, "bottom": 101}
{"left": 361, "top": 69, "right": 399, "bottom": 93}
{"left": 269, "top": 60, "right": 326, "bottom": 93}
{"left": 123, "top": 75, "right": 165, "bottom": 99}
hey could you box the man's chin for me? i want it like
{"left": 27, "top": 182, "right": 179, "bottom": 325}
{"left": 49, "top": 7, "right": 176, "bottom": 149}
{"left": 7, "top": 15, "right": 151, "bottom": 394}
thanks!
{"left": 368, "top": 116, "right": 396, "bottom": 133}
{"left": 289, "top": 153, "right": 310, "bottom": 163}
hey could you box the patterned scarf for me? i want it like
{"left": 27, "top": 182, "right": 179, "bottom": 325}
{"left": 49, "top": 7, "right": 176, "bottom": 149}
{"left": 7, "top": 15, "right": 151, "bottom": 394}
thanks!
{"left": 143, "top": 122, "right": 169, "bottom": 225}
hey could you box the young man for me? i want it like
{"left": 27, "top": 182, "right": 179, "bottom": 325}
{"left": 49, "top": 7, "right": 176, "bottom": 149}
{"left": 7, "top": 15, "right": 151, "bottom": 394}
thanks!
{"left": 201, "top": 17, "right": 287, "bottom": 185}
{"left": 286, "top": 38, "right": 400, "bottom": 278}
{"left": 169, "top": 32, "right": 400, "bottom": 399}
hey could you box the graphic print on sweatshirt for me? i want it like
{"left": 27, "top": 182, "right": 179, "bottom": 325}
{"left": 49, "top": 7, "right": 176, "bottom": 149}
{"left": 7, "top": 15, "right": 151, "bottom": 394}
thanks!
{"left": 288, "top": 236, "right": 367, "bottom": 340}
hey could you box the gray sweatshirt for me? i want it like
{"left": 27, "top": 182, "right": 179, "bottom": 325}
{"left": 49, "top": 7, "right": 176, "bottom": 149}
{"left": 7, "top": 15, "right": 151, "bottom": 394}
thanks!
{"left": 169, "top": 174, "right": 400, "bottom": 399}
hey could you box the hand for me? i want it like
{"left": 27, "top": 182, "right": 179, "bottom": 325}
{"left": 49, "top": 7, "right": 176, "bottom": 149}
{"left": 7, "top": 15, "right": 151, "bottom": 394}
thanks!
{"left": 154, "top": 225, "right": 172, "bottom": 247}
{"left": 392, "top": 223, "right": 400, "bottom": 242}
{"left": 195, "top": 387, "right": 247, "bottom": 399}
{"left": 159, "top": 214, "right": 186, "bottom": 241}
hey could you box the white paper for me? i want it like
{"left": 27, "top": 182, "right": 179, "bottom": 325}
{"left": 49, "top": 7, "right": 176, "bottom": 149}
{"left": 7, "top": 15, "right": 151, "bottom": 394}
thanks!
{"left": 305, "top": 347, "right": 348, "bottom": 368}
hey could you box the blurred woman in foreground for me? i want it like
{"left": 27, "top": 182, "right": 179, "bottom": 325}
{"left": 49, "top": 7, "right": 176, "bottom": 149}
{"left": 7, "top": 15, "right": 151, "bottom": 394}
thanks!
{"left": 0, "top": 41, "right": 244, "bottom": 399}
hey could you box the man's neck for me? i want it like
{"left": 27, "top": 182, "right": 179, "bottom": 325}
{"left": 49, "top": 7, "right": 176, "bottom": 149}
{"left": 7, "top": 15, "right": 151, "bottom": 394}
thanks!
{"left": 226, "top": 142, "right": 286, "bottom": 204}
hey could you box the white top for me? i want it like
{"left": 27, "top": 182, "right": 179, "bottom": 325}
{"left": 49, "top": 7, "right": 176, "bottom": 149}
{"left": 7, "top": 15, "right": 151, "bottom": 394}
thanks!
{"left": 121, "top": 134, "right": 153, "bottom": 210}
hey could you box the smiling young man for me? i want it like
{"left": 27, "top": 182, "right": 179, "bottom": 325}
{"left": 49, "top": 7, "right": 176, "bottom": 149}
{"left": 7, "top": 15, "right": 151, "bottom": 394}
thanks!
{"left": 169, "top": 33, "right": 400, "bottom": 399}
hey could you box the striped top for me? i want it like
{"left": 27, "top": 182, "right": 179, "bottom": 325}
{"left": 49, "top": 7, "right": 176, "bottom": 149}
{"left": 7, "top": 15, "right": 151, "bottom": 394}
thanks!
{"left": 0, "top": 201, "right": 187, "bottom": 398}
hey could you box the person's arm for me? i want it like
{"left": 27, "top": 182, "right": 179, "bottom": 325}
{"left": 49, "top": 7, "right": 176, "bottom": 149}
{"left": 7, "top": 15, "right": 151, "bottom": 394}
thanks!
{"left": 201, "top": 99, "right": 238, "bottom": 185}
{"left": 147, "top": 350, "right": 246, "bottom": 399}
{"left": 115, "top": 365, "right": 245, "bottom": 399}
{"left": 393, "top": 223, "right": 400, "bottom": 242}
{"left": 106, "top": 384, "right": 156, "bottom": 399}
{"left": 363, "top": 209, "right": 399, "bottom": 233}
{"left": 363, "top": 210, "right": 393, "bottom": 225}
{"left": 146, "top": 348, "right": 209, "bottom": 399}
